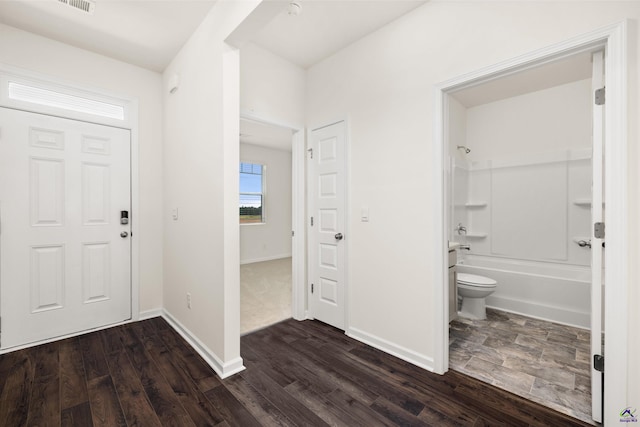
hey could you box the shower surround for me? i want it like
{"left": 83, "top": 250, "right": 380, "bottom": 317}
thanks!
{"left": 451, "top": 149, "right": 592, "bottom": 328}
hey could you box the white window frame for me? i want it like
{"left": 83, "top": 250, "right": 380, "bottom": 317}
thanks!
{"left": 239, "top": 161, "right": 266, "bottom": 225}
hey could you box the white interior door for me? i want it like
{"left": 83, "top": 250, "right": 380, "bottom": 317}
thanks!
{"left": 590, "top": 50, "right": 605, "bottom": 423}
{"left": 308, "top": 121, "right": 346, "bottom": 330}
{"left": 0, "top": 108, "right": 131, "bottom": 349}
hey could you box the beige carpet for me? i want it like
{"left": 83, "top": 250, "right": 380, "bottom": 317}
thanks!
{"left": 240, "top": 257, "right": 292, "bottom": 335}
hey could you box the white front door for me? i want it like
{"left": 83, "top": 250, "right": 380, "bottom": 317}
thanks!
{"left": 590, "top": 50, "right": 605, "bottom": 423}
{"left": 308, "top": 121, "right": 346, "bottom": 330}
{"left": 0, "top": 108, "right": 132, "bottom": 349}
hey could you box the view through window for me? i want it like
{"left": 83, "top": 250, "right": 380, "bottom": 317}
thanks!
{"left": 240, "top": 162, "right": 264, "bottom": 224}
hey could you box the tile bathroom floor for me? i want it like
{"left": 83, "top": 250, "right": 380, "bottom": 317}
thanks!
{"left": 450, "top": 308, "right": 594, "bottom": 425}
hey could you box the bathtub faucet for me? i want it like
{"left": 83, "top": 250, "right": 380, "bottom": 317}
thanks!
{"left": 459, "top": 245, "right": 471, "bottom": 251}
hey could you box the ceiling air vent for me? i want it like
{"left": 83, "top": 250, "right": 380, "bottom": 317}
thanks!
{"left": 58, "top": 0, "right": 96, "bottom": 14}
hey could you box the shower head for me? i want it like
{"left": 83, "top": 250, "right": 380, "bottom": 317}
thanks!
{"left": 457, "top": 145, "right": 471, "bottom": 154}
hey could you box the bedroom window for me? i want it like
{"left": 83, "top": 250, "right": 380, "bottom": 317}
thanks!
{"left": 240, "top": 162, "right": 265, "bottom": 224}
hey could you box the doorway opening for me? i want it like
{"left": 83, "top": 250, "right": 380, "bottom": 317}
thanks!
{"left": 447, "top": 51, "right": 597, "bottom": 423}
{"left": 434, "top": 22, "right": 628, "bottom": 426}
{"left": 238, "top": 115, "right": 305, "bottom": 334}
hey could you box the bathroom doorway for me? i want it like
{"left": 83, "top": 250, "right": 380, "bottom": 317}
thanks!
{"left": 447, "top": 54, "right": 596, "bottom": 423}
{"left": 435, "top": 23, "right": 628, "bottom": 426}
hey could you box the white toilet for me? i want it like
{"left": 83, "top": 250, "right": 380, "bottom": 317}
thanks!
{"left": 457, "top": 273, "right": 497, "bottom": 320}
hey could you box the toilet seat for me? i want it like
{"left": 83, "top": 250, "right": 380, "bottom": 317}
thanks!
{"left": 457, "top": 272, "right": 496, "bottom": 287}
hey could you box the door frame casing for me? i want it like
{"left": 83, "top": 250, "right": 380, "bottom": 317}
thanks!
{"left": 239, "top": 110, "right": 306, "bottom": 321}
{"left": 0, "top": 63, "right": 140, "bottom": 350}
{"left": 589, "top": 49, "right": 605, "bottom": 422}
{"left": 432, "top": 21, "right": 628, "bottom": 425}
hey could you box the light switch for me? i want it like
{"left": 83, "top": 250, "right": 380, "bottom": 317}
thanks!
{"left": 172, "top": 208, "right": 179, "bottom": 221}
{"left": 361, "top": 206, "right": 369, "bottom": 222}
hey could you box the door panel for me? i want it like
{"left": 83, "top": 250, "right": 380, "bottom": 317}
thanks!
{"left": 0, "top": 108, "right": 131, "bottom": 349}
{"left": 30, "top": 244, "right": 65, "bottom": 312}
{"left": 309, "top": 121, "right": 346, "bottom": 330}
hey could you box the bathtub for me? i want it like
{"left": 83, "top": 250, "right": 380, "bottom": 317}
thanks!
{"left": 457, "top": 255, "right": 591, "bottom": 329}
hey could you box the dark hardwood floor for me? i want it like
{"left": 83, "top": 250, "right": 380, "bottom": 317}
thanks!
{"left": 0, "top": 317, "right": 592, "bottom": 426}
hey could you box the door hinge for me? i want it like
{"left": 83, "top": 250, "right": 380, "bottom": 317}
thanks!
{"left": 595, "top": 87, "right": 605, "bottom": 105}
{"left": 307, "top": 148, "right": 313, "bottom": 159}
{"left": 310, "top": 216, "right": 314, "bottom": 227}
{"left": 594, "top": 354, "right": 604, "bottom": 372}
{"left": 594, "top": 222, "right": 605, "bottom": 239}
{"left": 311, "top": 283, "right": 314, "bottom": 294}
{"left": 291, "top": 230, "right": 295, "bottom": 237}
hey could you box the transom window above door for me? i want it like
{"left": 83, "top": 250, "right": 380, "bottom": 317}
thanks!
{"left": 240, "top": 162, "right": 265, "bottom": 224}
{"left": 0, "top": 66, "right": 133, "bottom": 128}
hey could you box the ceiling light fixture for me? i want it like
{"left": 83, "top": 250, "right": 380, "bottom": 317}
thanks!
{"left": 287, "top": 1, "right": 302, "bottom": 16}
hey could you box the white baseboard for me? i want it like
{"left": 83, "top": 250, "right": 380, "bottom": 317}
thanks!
{"left": 293, "top": 310, "right": 311, "bottom": 322}
{"left": 161, "top": 309, "right": 245, "bottom": 379}
{"left": 139, "top": 308, "right": 163, "bottom": 320}
{"left": 1, "top": 308, "right": 246, "bottom": 380}
{"left": 347, "top": 326, "right": 435, "bottom": 372}
{"left": 240, "top": 253, "right": 292, "bottom": 265}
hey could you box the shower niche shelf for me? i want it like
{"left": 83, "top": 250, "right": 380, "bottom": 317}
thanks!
{"left": 465, "top": 202, "right": 488, "bottom": 208}
{"left": 465, "top": 232, "right": 487, "bottom": 238}
{"left": 573, "top": 198, "right": 605, "bottom": 208}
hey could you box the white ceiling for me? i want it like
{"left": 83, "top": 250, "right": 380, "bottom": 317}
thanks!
{"left": 251, "top": 0, "right": 429, "bottom": 69}
{"left": 0, "top": 0, "right": 428, "bottom": 73}
{"left": 0, "top": 0, "right": 217, "bottom": 72}
{"left": 451, "top": 51, "right": 593, "bottom": 108}
{"left": 240, "top": 118, "right": 293, "bottom": 152}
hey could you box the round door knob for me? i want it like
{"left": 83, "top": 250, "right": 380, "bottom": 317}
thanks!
{"left": 120, "top": 231, "right": 129, "bottom": 238}
{"left": 334, "top": 233, "right": 343, "bottom": 241}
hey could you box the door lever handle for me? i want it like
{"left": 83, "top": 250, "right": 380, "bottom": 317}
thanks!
{"left": 577, "top": 240, "right": 591, "bottom": 248}
{"left": 334, "top": 233, "right": 343, "bottom": 241}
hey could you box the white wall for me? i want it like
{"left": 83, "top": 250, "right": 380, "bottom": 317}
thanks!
{"left": 463, "top": 79, "right": 592, "bottom": 265}
{"left": 465, "top": 79, "right": 592, "bottom": 161}
{"left": 162, "top": 0, "right": 258, "bottom": 375}
{"left": 240, "top": 143, "right": 292, "bottom": 264}
{"left": 240, "top": 42, "right": 306, "bottom": 128}
{"left": 0, "top": 23, "right": 164, "bottom": 314}
{"left": 305, "top": 1, "right": 640, "bottom": 412}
